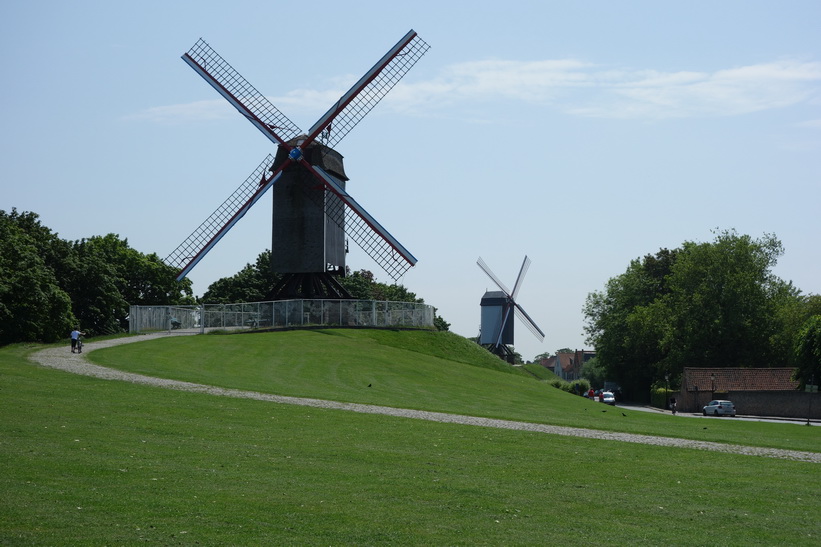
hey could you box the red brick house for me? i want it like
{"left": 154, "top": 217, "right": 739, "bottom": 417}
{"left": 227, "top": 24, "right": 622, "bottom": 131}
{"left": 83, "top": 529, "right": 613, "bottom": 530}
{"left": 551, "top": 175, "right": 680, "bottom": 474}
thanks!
{"left": 539, "top": 350, "right": 595, "bottom": 382}
{"left": 678, "top": 367, "right": 818, "bottom": 419}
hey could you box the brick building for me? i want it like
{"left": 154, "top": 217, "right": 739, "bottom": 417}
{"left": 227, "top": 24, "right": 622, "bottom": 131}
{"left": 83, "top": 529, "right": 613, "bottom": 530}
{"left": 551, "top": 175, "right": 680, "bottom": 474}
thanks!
{"left": 678, "top": 367, "right": 819, "bottom": 419}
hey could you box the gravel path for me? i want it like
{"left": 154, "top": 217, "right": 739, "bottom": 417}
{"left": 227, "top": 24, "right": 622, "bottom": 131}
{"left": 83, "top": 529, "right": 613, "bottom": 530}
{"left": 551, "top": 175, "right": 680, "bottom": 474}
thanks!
{"left": 29, "top": 332, "right": 820, "bottom": 464}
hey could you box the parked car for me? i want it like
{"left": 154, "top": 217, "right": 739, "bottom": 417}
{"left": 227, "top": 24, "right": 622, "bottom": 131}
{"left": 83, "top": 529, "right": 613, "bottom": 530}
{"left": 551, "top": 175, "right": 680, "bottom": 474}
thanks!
{"left": 703, "top": 400, "right": 736, "bottom": 417}
{"left": 601, "top": 391, "right": 616, "bottom": 405}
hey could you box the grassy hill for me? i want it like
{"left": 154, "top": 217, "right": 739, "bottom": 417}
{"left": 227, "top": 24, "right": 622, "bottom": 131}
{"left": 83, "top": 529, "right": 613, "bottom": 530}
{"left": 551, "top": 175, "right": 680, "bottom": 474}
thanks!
{"left": 91, "top": 329, "right": 818, "bottom": 451}
{"left": 1, "top": 330, "right": 819, "bottom": 545}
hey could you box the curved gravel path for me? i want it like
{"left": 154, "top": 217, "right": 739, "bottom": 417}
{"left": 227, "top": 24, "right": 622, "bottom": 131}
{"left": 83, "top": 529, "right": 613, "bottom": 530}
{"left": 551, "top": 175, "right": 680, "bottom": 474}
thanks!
{"left": 29, "top": 332, "right": 820, "bottom": 464}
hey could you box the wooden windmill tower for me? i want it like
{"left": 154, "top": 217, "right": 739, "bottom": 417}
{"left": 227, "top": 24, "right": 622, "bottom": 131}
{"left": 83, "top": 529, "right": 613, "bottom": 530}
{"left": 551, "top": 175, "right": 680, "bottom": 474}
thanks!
{"left": 164, "top": 31, "right": 430, "bottom": 298}
{"left": 477, "top": 256, "right": 545, "bottom": 362}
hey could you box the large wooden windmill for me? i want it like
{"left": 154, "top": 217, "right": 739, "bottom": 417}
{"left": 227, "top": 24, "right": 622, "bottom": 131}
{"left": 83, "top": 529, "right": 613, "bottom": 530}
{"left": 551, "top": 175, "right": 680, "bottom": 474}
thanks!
{"left": 165, "top": 30, "right": 430, "bottom": 298}
{"left": 477, "top": 256, "right": 545, "bottom": 362}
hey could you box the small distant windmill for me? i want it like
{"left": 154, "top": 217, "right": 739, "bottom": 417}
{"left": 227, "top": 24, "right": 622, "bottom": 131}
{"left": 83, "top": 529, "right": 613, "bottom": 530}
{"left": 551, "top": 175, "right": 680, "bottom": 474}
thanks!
{"left": 477, "top": 256, "right": 545, "bottom": 362}
{"left": 164, "top": 30, "right": 430, "bottom": 298}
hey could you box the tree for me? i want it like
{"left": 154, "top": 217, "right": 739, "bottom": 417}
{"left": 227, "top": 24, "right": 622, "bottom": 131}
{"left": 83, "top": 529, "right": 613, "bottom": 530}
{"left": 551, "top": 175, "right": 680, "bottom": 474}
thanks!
{"left": 794, "top": 315, "right": 821, "bottom": 389}
{"left": 584, "top": 230, "right": 800, "bottom": 401}
{"left": 433, "top": 310, "right": 451, "bottom": 332}
{"left": 662, "top": 230, "right": 787, "bottom": 370}
{"left": 583, "top": 248, "right": 677, "bottom": 399}
{"left": 65, "top": 239, "right": 128, "bottom": 335}
{"left": 338, "top": 269, "right": 422, "bottom": 303}
{"left": 0, "top": 212, "right": 75, "bottom": 343}
{"left": 0, "top": 209, "right": 194, "bottom": 342}
{"left": 580, "top": 356, "right": 606, "bottom": 388}
{"left": 64, "top": 234, "right": 194, "bottom": 334}
{"left": 772, "top": 293, "right": 821, "bottom": 368}
{"left": 202, "top": 251, "right": 279, "bottom": 304}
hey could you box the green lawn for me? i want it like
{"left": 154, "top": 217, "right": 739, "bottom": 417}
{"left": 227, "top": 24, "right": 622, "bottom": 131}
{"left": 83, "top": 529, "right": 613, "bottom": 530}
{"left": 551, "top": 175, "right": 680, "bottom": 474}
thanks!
{"left": 2, "top": 331, "right": 819, "bottom": 545}
{"left": 90, "top": 329, "right": 820, "bottom": 452}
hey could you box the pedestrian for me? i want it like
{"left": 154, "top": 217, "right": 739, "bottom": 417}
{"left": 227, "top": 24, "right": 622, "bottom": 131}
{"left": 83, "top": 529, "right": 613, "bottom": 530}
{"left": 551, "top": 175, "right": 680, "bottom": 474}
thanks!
{"left": 70, "top": 327, "right": 85, "bottom": 353}
{"left": 670, "top": 397, "right": 677, "bottom": 415}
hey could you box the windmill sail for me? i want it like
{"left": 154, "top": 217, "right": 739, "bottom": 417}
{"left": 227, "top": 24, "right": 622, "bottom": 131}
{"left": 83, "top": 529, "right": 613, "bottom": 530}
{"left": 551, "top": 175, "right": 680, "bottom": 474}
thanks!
{"left": 304, "top": 30, "right": 430, "bottom": 148}
{"left": 312, "top": 166, "right": 416, "bottom": 279}
{"left": 166, "top": 32, "right": 427, "bottom": 282}
{"left": 477, "top": 256, "right": 511, "bottom": 295}
{"left": 182, "top": 39, "right": 303, "bottom": 147}
{"left": 514, "top": 303, "right": 545, "bottom": 341}
{"left": 165, "top": 155, "right": 278, "bottom": 281}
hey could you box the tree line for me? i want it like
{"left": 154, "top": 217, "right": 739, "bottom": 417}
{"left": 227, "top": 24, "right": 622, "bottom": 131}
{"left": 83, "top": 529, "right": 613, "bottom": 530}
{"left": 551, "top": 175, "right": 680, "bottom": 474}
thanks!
{"left": 1, "top": 209, "right": 448, "bottom": 345}
{"left": 0, "top": 209, "right": 194, "bottom": 344}
{"left": 583, "top": 229, "right": 821, "bottom": 399}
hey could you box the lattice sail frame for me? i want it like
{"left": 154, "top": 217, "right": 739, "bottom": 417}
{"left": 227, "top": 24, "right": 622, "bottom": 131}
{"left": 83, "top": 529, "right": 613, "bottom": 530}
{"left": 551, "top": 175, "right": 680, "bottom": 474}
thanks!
{"left": 165, "top": 155, "right": 278, "bottom": 280}
{"left": 314, "top": 167, "right": 416, "bottom": 280}
{"left": 165, "top": 31, "right": 429, "bottom": 282}
{"left": 183, "top": 39, "right": 302, "bottom": 146}
{"left": 305, "top": 31, "right": 431, "bottom": 149}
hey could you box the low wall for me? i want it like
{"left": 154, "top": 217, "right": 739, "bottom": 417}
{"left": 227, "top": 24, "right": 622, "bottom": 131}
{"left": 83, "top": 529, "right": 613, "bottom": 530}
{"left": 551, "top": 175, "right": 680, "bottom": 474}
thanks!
{"left": 681, "top": 390, "right": 820, "bottom": 419}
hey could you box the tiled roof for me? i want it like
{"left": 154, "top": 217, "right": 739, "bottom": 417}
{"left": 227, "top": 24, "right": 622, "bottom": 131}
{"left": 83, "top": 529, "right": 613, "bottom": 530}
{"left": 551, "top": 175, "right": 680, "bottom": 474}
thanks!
{"left": 683, "top": 367, "right": 799, "bottom": 392}
{"left": 556, "top": 352, "right": 576, "bottom": 373}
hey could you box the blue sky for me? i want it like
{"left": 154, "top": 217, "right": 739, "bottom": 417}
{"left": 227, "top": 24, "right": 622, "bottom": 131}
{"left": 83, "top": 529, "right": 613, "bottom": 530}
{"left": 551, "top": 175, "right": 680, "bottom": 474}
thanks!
{"left": 3, "top": 1, "right": 819, "bottom": 361}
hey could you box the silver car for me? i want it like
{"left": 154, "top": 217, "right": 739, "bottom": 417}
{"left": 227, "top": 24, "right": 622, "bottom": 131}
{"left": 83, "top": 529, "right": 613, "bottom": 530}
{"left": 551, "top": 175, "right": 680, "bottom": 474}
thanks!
{"left": 703, "top": 400, "right": 736, "bottom": 417}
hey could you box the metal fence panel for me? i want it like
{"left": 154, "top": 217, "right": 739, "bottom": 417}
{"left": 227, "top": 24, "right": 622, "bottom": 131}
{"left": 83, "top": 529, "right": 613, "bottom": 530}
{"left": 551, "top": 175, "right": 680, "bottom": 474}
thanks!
{"left": 129, "top": 299, "right": 434, "bottom": 333}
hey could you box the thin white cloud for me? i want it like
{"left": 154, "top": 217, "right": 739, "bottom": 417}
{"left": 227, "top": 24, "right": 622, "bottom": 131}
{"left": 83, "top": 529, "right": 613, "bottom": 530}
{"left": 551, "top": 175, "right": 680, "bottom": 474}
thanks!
{"left": 126, "top": 99, "right": 234, "bottom": 123}
{"left": 423, "top": 58, "right": 821, "bottom": 119}
{"left": 593, "top": 60, "right": 821, "bottom": 118}
{"left": 131, "top": 58, "right": 821, "bottom": 123}
{"left": 796, "top": 118, "right": 821, "bottom": 128}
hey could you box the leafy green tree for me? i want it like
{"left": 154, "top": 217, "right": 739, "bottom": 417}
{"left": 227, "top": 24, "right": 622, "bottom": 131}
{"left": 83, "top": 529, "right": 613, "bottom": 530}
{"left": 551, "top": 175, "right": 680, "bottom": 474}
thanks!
{"left": 584, "top": 231, "right": 800, "bottom": 400}
{"left": 338, "top": 269, "right": 422, "bottom": 303}
{"left": 65, "top": 239, "right": 127, "bottom": 335}
{"left": 202, "top": 250, "right": 279, "bottom": 304}
{"left": 433, "top": 310, "right": 451, "bottom": 332}
{"left": 64, "top": 234, "right": 194, "bottom": 334}
{"left": 0, "top": 209, "right": 194, "bottom": 341}
{"left": 662, "top": 230, "right": 787, "bottom": 369}
{"left": 794, "top": 315, "right": 821, "bottom": 389}
{"left": 338, "top": 269, "right": 377, "bottom": 300}
{"left": 583, "top": 248, "right": 677, "bottom": 398}
{"left": 0, "top": 212, "right": 75, "bottom": 343}
{"left": 580, "top": 356, "right": 606, "bottom": 388}
{"left": 772, "top": 293, "right": 821, "bottom": 368}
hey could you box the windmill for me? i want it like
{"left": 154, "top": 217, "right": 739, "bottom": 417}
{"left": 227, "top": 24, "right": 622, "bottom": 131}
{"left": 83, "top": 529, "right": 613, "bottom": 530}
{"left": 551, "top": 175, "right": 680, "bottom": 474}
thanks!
{"left": 477, "top": 256, "right": 545, "bottom": 362}
{"left": 164, "top": 30, "right": 430, "bottom": 298}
